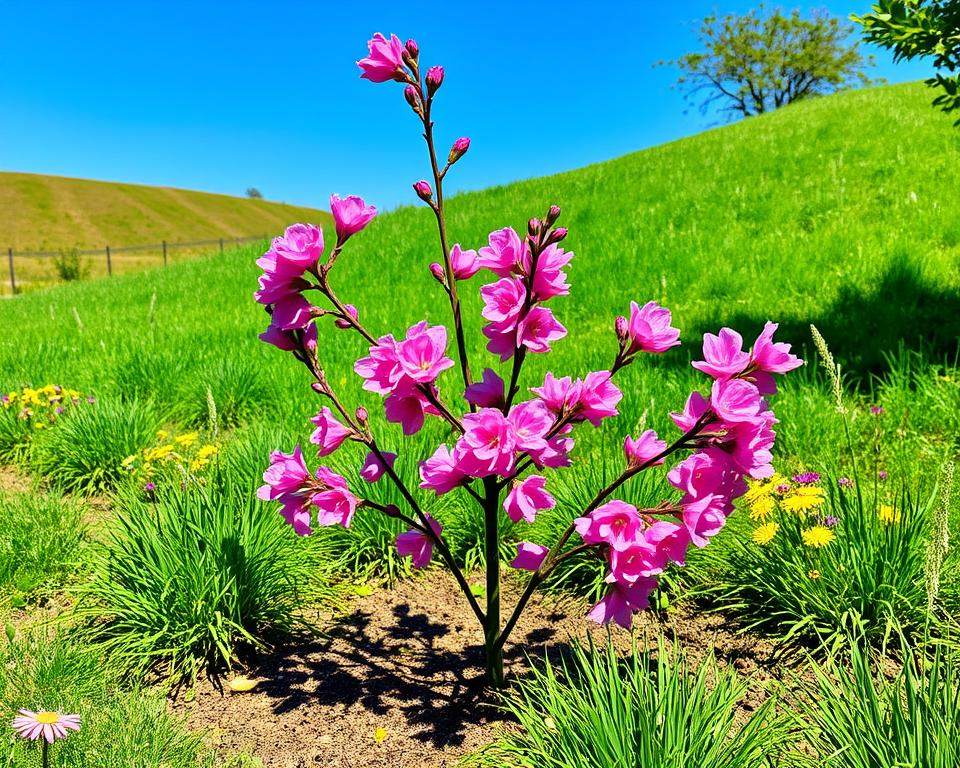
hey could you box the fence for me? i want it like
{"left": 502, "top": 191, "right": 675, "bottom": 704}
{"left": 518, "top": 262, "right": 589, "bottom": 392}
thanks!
{"left": 3, "top": 234, "right": 270, "bottom": 296}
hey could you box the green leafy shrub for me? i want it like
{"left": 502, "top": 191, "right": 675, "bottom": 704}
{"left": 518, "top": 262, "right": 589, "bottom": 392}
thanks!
{"left": 476, "top": 637, "right": 792, "bottom": 768}
{"left": 30, "top": 396, "right": 159, "bottom": 493}
{"left": 77, "top": 481, "right": 338, "bottom": 682}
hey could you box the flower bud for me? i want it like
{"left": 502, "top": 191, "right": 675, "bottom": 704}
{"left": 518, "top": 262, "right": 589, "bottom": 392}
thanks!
{"left": 334, "top": 303, "right": 358, "bottom": 329}
{"left": 426, "top": 65, "right": 444, "bottom": 94}
{"left": 546, "top": 205, "right": 561, "bottom": 226}
{"left": 404, "top": 39, "right": 419, "bottom": 59}
{"left": 414, "top": 180, "right": 433, "bottom": 202}
{"left": 545, "top": 226, "right": 568, "bottom": 246}
{"left": 429, "top": 261, "right": 446, "bottom": 283}
{"left": 404, "top": 85, "right": 421, "bottom": 113}
{"left": 447, "top": 136, "right": 470, "bottom": 164}
{"left": 383, "top": 504, "right": 402, "bottom": 518}
{"left": 355, "top": 406, "right": 368, "bottom": 424}
{"left": 527, "top": 218, "right": 542, "bottom": 237}
{"left": 615, "top": 315, "right": 629, "bottom": 343}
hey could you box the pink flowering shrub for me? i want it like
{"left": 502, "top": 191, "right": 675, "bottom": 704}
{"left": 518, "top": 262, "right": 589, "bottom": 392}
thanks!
{"left": 254, "top": 33, "right": 803, "bottom": 686}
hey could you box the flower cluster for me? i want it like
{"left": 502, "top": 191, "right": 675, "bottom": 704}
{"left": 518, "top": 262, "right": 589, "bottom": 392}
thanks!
{"left": 745, "top": 472, "right": 835, "bottom": 547}
{"left": 1, "top": 384, "right": 90, "bottom": 430}
{"left": 571, "top": 325, "right": 801, "bottom": 627}
{"left": 122, "top": 429, "right": 220, "bottom": 489}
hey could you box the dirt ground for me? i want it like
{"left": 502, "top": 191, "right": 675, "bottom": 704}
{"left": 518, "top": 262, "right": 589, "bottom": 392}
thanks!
{"left": 173, "top": 570, "right": 783, "bottom": 768}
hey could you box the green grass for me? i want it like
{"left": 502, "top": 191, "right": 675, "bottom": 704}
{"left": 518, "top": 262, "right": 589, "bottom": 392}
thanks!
{"left": 475, "top": 636, "right": 792, "bottom": 768}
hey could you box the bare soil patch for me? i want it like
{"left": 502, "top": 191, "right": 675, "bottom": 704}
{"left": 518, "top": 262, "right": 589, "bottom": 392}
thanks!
{"left": 174, "top": 571, "right": 783, "bottom": 768}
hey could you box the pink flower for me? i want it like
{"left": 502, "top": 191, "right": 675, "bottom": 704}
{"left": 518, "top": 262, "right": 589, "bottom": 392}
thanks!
{"left": 277, "top": 495, "right": 314, "bottom": 536}
{"left": 269, "top": 223, "right": 325, "bottom": 277}
{"left": 260, "top": 320, "right": 317, "bottom": 352}
{"left": 257, "top": 447, "right": 310, "bottom": 501}
{"left": 12, "top": 710, "right": 81, "bottom": 743}
{"left": 709, "top": 378, "right": 763, "bottom": 424}
{"left": 396, "top": 515, "right": 442, "bottom": 568}
{"left": 531, "top": 372, "right": 583, "bottom": 415}
{"left": 510, "top": 541, "right": 548, "bottom": 571}
{"left": 454, "top": 408, "right": 517, "bottom": 477}
{"left": 670, "top": 391, "right": 713, "bottom": 433}
{"left": 357, "top": 32, "right": 405, "bottom": 82}
{"left": 530, "top": 243, "right": 572, "bottom": 300}
{"left": 396, "top": 321, "right": 455, "bottom": 384}
{"left": 482, "top": 323, "right": 519, "bottom": 361}
{"left": 478, "top": 227, "right": 528, "bottom": 276}
{"left": 309, "top": 407, "right": 352, "bottom": 456}
{"left": 532, "top": 428, "right": 575, "bottom": 468}
{"left": 272, "top": 294, "right": 314, "bottom": 331}
{"left": 626, "top": 301, "right": 681, "bottom": 354}
{"left": 360, "top": 451, "right": 396, "bottom": 483}
{"left": 623, "top": 429, "right": 667, "bottom": 468}
{"left": 355, "top": 334, "right": 402, "bottom": 394}
{"left": 253, "top": 261, "right": 309, "bottom": 305}
{"left": 330, "top": 194, "right": 377, "bottom": 242}
{"left": 334, "top": 304, "right": 359, "bottom": 330}
{"left": 419, "top": 444, "right": 466, "bottom": 495}
{"left": 313, "top": 467, "right": 358, "bottom": 527}
{"left": 425, "top": 65, "right": 444, "bottom": 91}
{"left": 692, "top": 328, "right": 750, "bottom": 380}
{"left": 668, "top": 449, "right": 746, "bottom": 546}
{"left": 517, "top": 306, "right": 567, "bottom": 354}
{"left": 751, "top": 322, "right": 803, "bottom": 375}
{"left": 480, "top": 277, "right": 526, "bottom": 327}
{"left": 575, "top": 500, "right": 643, "bottom": 551}
{"left": 384, "top": 384, "right": 439, "bottom": 436}
{"left": 504, "top": 475, "right": 556, "bottom": 523}
{"left": 507, "top": 400, "right": 554, "bottom": 454}
{"left": 465, "top": 368, "right": 505, "bottom": 408}
{"left": 448, "top": 136, "right": 470, "bottom": 163}
{"left": 586, "top": 577, "right": 658, "bottom": 629}
{"left": 578, "top": 371, "right": 622, "bottom": 426}
{"left": 450, "top": 243, "right": 481, "bottom": 280}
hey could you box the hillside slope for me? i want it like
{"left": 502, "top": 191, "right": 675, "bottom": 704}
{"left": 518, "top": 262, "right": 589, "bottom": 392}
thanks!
{"left": 0, "top": 172, "right": 330, "bottom": 251}
{"left": 0, "top": 81, "right": 958, "bottom": 401}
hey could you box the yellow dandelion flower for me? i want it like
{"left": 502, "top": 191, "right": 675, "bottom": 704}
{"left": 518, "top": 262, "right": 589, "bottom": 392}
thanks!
{"left": 782, "top": 486, "right": 825, "bottom": 514}
{"left": 189, "top": 458, "right": 208, "bottom": 472}
{"left": 878, "top": 505, "right": 902, "bottom": 524}
{"left": 749, "top": 494, "right": 776, "bottom": 520}
{"left": 196, "top": 444, "right": 219, "bottom": 460}
{"left": 808, "top": 569, "right": 821, "bottom": 580}
{"left": 752, "top": 522, "right": 779, "bottom": 545}
{"left": 744, "top": 480, "right": 775, "bottom": 505}
{"left": 802, "top": 526, "right": 835, "bottom": 548}
{"left": 175, "top": 432, "right": 199, "bottom": 448}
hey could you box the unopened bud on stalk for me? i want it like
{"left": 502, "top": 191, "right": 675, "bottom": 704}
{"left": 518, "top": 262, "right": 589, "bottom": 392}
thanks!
{"left": 310, "top": 306, "right": 327, "bottom": 318}
{"left": 546, "top": 205, "right": 561, "bottom": 225}
{"left": 404, "top": 85, "right": 421, "bottom": 113}
{"left": 426, "top": 65, "right": 444, "bottom": 94}
{"left": 615, "top": 315, "right": 629, "bottom": 344}
{"left": 527, "top": 218, "right": 542, "bottom": 237}
{"left": 404, "top": 39, "right": 419, "bottom": 59}
{"left": 383, "top": 504, "right": 402, "bottom": 518}
{"left": 414, "top": 180, "right": 433, "bottom": 202}
{"left": 355, "top": 406, "right": 368, "bottom": 424}
{"left": 545, "top": 226, "right": 568, "bottom": 246}
{"left": 429, "top": 262, "right": 446, "bottom": 283}
{"left": 334, "top": 303, "right": 358, "bottom": 329}
{"left": 447, "top": 136, "right": 470, "bottom": 164}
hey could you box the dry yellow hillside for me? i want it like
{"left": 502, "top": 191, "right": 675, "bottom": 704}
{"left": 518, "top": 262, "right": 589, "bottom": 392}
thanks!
{"left": 0, "top": 172, "right": 330, "bottom": 251}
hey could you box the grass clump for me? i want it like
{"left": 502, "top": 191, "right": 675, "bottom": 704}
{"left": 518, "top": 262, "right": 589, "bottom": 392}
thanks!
{"left": 0, "top": 492, "right": 87, "bottom": 607}
{"left": 30, "top": 396, "right": 159, "bottom": 494}
{"left": 77, "top": 480, "right": 338, "bottom": 682}
{"left": 477, "top": 636, "right": 791, "bottom": 768}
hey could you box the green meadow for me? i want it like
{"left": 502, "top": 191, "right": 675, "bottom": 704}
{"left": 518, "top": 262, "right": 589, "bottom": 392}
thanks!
{"left": 1, "top": 81, "right": 959, "bottom": 766}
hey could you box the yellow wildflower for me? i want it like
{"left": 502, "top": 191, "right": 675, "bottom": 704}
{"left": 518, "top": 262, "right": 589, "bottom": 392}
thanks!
{"left": 782, "top": 486, "right": 825, "bottom": 514}
{"left": 748, "top": 494, "right": 776, "bottom": 520}
{"left": 744, "top": 480, "right": 775, "bottom": 505}
{"left": 156, "top": 429, "right": 169, "bottom": 440}
{"left": 752, "top": 522, "right": 779, "bottom": 545}
{"left": 175, "top": 431, "right": 199, "bottom": 448}
{"left": 196, "top": 444, "right": 219, "bottom": 460}
{"left": 808, "top": 569, "right": 821, "bottom": 580}
{"left": 878, "top": 505, "right": 901, "bottom": 524}
{"left": 802, "top": 526, "right": 835, "bottom": 548}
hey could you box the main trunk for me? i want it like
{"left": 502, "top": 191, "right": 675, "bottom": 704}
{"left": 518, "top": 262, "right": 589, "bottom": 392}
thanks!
{"left": 482, "top": 477, "right": 505, "bottom": 687}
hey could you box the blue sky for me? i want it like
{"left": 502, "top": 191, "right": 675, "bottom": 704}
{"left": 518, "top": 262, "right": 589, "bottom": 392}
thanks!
{"left": 0, "top": 1, "right": 931, "bottom": 212}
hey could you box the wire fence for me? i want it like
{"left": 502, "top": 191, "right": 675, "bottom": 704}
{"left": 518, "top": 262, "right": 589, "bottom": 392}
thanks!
{"left": 2, "top": 234, "right": 270, "bottom": 296}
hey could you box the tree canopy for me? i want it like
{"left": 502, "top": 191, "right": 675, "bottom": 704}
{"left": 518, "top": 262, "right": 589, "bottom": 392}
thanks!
{"left": 856, "top": 1, "right": 960, "bottom": 125}
{"left": 666, "top": 6, "right": 875, "bottom": 119}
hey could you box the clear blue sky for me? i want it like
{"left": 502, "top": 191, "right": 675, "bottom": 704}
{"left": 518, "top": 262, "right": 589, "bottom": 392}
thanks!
{"left": 0, "top": 1, "right": 931, "bottom": 212}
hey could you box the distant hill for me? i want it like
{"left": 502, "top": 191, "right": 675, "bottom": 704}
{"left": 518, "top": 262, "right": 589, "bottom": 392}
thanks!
{"left": 0, "top": 172, "right": 330, "bottom": 251}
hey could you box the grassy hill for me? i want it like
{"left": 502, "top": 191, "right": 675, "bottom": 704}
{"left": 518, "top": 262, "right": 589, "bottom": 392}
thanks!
{"left": 0, "top": 81, "right": 958, "bottom": 478}
{"left": 0, "top": 171, "right": 330, "bottom": 251}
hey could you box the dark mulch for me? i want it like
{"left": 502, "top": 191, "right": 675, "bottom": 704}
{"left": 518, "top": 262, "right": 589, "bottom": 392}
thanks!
{"left": 173, "top": 571, "right": 782, "bottom": 768}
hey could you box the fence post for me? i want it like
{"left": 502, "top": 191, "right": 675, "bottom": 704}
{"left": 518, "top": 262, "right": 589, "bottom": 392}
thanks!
{"left": 162, "top": 240, "right": 167, "bottom": 267}
{"left": 219, "top": 238, "right": 224, "bottom": 254}
{"left": 7, "top": 248, "right": 15, "bottom": 295}
{"left": 106, "top": 245, "right": 112, "bottom": 277}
